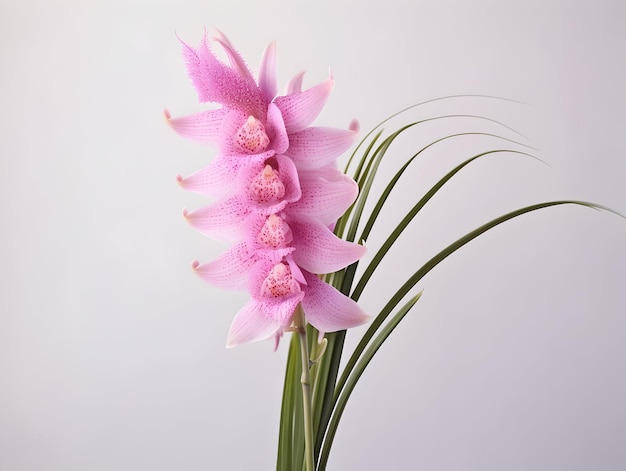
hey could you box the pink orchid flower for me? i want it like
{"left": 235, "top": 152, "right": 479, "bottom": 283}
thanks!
{"left": 167, "top": 31, "right": 368, "bottom": 347}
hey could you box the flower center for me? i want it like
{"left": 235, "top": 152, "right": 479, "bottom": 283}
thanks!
{"left": 249, "top": 164, "right": 285, "bottom": 203}
{"left": 236, "top": 115, "right": 270, "bottom": 154}
{"left": 258, "top": 214, "right": 293, "bottom": 248}
{"left": 260, "top": 262, "right": 301, "bottom": 298}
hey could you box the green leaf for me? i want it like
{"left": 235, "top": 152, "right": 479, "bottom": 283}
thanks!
{"left": 352, "top": 148, "right": 539, "bottom": 302}
{"left": 358, "top": 133, "right": 537, "bottom": 246}
{"left": 316, "top": 292, "right": 424, "bottom": 471}
{"left": 337, "top": 201, "right": 618, "bottom": 406}
{"left": 277, "top": 333, "right": 306, "bottom": 470}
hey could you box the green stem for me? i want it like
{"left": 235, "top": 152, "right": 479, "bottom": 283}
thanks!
{"left": 295, "top": 307, "right": 315, "bottom": 471}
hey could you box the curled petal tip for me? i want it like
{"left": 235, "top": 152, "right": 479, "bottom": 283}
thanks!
{"left": 349, "top": 119, "right": 360, "bottom": 132}
{"left": 211, "top": 27, "right": 227, "bottom": 43}
{"left": 163, "top": 109, "right": 172, "bottom": 120}
{"left": 175, "top": 174, "right": 183, "bottom": 183}
{"left": 182, "top": 208, "right": 189, "bottom": 218}
{"left": 191, "top": 260, "right": 200, "bottom": 270}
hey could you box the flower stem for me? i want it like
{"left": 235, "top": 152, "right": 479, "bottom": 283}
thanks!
{"left": 295, "top": 306, "right": 315, "bottom": 471}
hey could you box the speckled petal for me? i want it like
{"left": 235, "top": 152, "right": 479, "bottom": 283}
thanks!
{"left": 180, "top": 33, "right": 265, "bottom": 118}
{"left": 301, "top": 271, "right": 369, "bottom": 336}
{"left": 183, "top": 197, "right": 249, "bottom": 241}
{"left": 192, "top": 241, "right": 255, "bottom": 290}
{"left": 286, "top": 122, "right": 359, "bottom": 170}
{"left": 287, "top": 169, "right": 358, "bottom": 225}
{"left": 212, "top": 30, "right": 255, "bottom": 82}
{"left": 290, "top": 221, "right": 366, "bottom": 274}
{"left": 266, "top": 103, "right": 289, "bottom": 154}
{"left": 273, "top": 75, "right": 334, "bottom": 133}
{"left": 164, "top": 108, "right": 227, "bottom": 144}
{"left": 226, "top": 300, "right": 281, "bottom": 348}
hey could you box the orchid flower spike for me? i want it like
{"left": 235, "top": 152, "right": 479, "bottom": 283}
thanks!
{"left": 167, "top": 31, "right": 368, "bottom": 347}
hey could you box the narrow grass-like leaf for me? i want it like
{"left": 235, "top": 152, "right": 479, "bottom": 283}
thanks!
{"left": 335, "top": 201, "right": 616, "bottom": 407}
{"left": 292, "top": 335, "right": 305, "bottom": 470}
{"left": 359, "top": 133, "right": 537, "bottom": 245}
{"left": 334, "top": 150, "right": 532, "bottom": 404}
{"left": 277, "top": 334, "right": 299, "bottom": 470}
{"left": 333, "top": 130, "right": 383, "bottom": 241}
{"left": 345, "top": 129, "right": 384, "bottom": 186}
{"left": 316, "top": 292, "right": 424, "bottom": 471}
{"left": 311, "top": 330, "right": 345, "bottom": 464}
{"left": 345, "top": 125, "right": 415, "bottom": 243}
{"left": 320, "top": 201, "right": 618, "bottom": 469}
{"left": 342, "top": 114, "right": 531, "bottom": 247}
{"left": 352, "top": 148, "right": 538, "bottom": 302}
{"left": 347, "top": 95, "right": 528, "bottom": 169}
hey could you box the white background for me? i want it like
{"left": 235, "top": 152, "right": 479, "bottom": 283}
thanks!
{"left": 1, "top": 0, "right": 625, "bottom": 469}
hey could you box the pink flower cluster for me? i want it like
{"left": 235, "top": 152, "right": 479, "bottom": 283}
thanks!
{"left": 166, "top": 32, "right": 368, "bottom": 347}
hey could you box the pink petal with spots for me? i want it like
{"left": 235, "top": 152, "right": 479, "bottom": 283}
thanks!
{"left": 301, "top": 271, "right": 369, "bottom": 337}
{"left": 219, "top": 109, "right": 251, "bottom": 155}
{"left": 286, "top": 124, "right": 359, "bottom": 170}
{"left": 212, "top": 30, "right": 255, "bottom": 82}
{"left": 226, "top": 300, "right": 281, "bottom": 348}
{"left": 290, "top": 221, "right": 366, "bottom": 274}
{"left": 192, "top": 241, "right": 255, "bottom": 290}
{"left": 273, "top": 75, "right": 334, "bottom": 133}
{"left": 266, "top": 103, "right": 289, "bottom": 154}
{"left": 264, "top": 293, "right": 303, "bottom": 327}
{"left": 164, "top": 108, "right": 227, "bottom": 144}
{"left": 176, "top": 157, "right": 240, "bottom": 199}
{"left": 258, "top": 41, "right": 277, "bottom": 104}
{"left": 180, "top": 34, "right": 265, "bottom": 118}
{"left": 184, "top": 197, "right": 250, "bottom": 241}
{"left": 287, "top": 169, "right": 358, "bottom": 225}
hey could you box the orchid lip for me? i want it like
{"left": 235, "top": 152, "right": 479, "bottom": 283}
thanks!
{"left": 236, "top": 115, "right": 270, "bottom": 154}
{"left": 249, "top": 164, "right": 286, "bottom": 203}
{"left": 260, "top": 262, "right": 301, "bottom": 298}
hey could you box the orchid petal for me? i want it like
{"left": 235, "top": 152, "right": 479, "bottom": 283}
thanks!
{"left": 226, "top": 301, "right": 281, "bottom": 347}
{"left": 212, "top": 30, "right": 255, "bottom": 82}
{"left": 192, "top": 241, "right": 254, "bottom": 290}
{"left": 286, "top": 125, "right": 359, "bottom": 170}
{"left": 177, "top": 155, "right": 243, "bottom": 199}
{"left": 290, "top": 221, "right": 366, "bottom": 274}
{"left": 184, "top": 197, "right": 249, "bottom": 241}
{"left": 273, "top": 75, "right": 334, "bottom": 133}
{"left": 274, "top": 154, "right": 303, "bottom": 204}
{"left": 266, "top": 103, "right": 289, "bottom": 154}
{"left": 180, "top": 34, "right": 265, "bottom": 117}
{"left": 285, "top": 71, "right": 306, "bottom": 94}
{"left": 287, "top": 170, "right": 358, "bottom": 225}
{"left": 258, "top": 41, "right": 278, "bottom": 104}
{"left": 301, "top": 271, "right": 369, "bottom": 335}
{"left": 164, "top": 108, "right": 227, "bottom": 144}
{"left": 285, "top": 255, "right": 307, "bottom": 285}
{"left": 265, "top": 294, "right": 303, "bottom": 327}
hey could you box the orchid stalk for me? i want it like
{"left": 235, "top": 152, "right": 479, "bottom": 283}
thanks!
{"left": 166, "top": 30, "right": 621, "bottom": 471}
